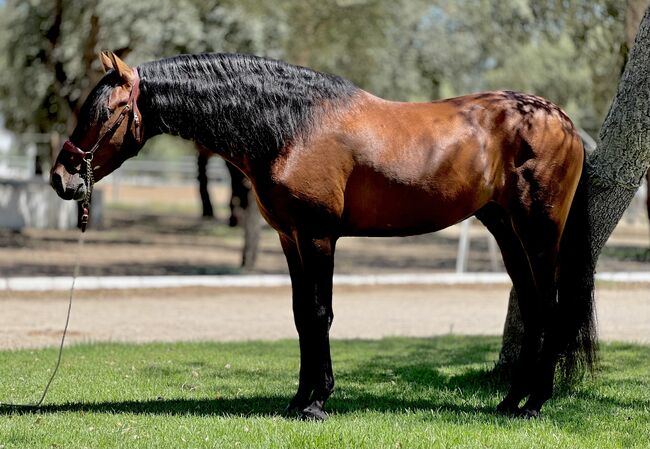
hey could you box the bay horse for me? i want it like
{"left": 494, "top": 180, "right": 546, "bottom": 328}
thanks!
{"left": 50, "top": 52, "right": 597, "bottom": 419}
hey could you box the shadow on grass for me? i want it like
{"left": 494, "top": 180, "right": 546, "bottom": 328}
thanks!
{"left": 0, "top": 391, "right": 495, "bottom": 419}
{"left": 1, "top": 338, "right": 647, "bottom": 421}
{"left": 0, "top": 338, "right": 506, "bottom": 418}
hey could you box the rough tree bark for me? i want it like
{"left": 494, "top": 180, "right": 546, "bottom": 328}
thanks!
{"left": 625, "top": 0, "right": 650, "bottom": 243}
{"left": 497, "top": 5, "right": 650, "bottom": 371}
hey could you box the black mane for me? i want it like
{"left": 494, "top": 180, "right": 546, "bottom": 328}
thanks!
{"left": 135, "top": 53, "right": 359, "bottom": 159}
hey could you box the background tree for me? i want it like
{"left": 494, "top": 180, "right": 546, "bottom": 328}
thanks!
{"left": 0, "top": 0, "right": 636, "bottom": 283}
{"left": 0, "top": 0, "right": 276, "bottom": 266}
{"left": 0, "top": 0, "right": 627, "bottom": 152}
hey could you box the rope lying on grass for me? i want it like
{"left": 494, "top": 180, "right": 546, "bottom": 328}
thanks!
{"left": 0, "top": 232, "right": 85, "bottom": 410}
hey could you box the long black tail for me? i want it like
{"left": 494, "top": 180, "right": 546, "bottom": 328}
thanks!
{"left": 556, "top": 156, "right": 598, "bottom": 381}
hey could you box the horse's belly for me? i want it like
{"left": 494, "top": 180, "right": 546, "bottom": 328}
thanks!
{"left": 340, "top": 170, "right": 487, "bottom": 237}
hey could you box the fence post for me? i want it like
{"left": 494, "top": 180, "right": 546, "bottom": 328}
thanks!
{"left": 456, "top": 218, "right": 471, "bottom": 273}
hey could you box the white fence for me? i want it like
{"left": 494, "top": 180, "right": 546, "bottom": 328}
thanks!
{"left": 0, "top": 153, "right": 230, "bottom": 185}
{"left": 0, "top": 178, "right": 102, "bottom": 230}
{"left": 1, "top": 152, "right": 649, "bottom": 239}
{"left": 104, "top": 156, "right": 229, "bottom": 186}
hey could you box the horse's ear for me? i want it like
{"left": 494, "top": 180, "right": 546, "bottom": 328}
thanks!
{"left": 99, "top": 51, "right": 113, "bottom": 73}
{"left": 107, "top": 52, "right": 135, "bottom": 85}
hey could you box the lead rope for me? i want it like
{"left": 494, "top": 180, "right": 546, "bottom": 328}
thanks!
{"left": 0, "top": 210, "right": 86, "bottom": 410}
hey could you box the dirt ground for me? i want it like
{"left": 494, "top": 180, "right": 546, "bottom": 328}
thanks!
{"left": 0, "top": 284, "right": 648, "bottom": 350}
{"left": 1, "top": 183, "right": 649, "bottom": 349}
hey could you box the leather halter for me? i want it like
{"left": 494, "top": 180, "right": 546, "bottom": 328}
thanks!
{"left": 62, "top": 68, "right": 142, "bottom": 161}
{"left": 61, "top": 68, "right": 142, "bottom": 231}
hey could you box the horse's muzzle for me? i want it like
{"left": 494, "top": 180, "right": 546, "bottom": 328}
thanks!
{"left": 50, "top": 167, "right": 86, "bottom": 201}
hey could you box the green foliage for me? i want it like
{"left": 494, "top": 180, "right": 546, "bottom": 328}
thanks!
{"left": 0, "top": 0, "right": 628, "bottom": 142}
{"left": 482, "top": 35, "right": 593, "bottom": 124}
{"left": 0, "top": 337, "right": 649, "bottom": 448}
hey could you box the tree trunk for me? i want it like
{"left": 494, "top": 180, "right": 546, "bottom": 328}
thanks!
{"left": 229, "top": 164, "right": 260, "bottom": 270}
{"left": 241, "top": 188, "right": 262, "bottom": 270}
{"left": 497, "top": 5, "right": 650, "bottom": 372}
{"left": 626, "top": 0, "right": 650, "bottom": 248}
{"left": 496, "top": 289, "right": 524, "bottom": 372}
{"left": 194, "top": 144, "right": 260, "bottom": 269}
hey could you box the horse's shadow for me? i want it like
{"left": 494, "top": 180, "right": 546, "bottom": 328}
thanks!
{"left": 2, "top": 386, "right": 646, "bottom": 425}
{"left": 0, "top": 363, "right": 503, "bottom": 418}
{"left": 0, "top": 338, "right": 509, "bottom": 418}
{"left": 0, "top": 392, "right": 494, "bottom": 418}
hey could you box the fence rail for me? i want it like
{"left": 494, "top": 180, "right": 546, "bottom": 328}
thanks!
{"left": 1, "top": 153, "right": 649, "bottom": 224}
{"left": 0, "top": 153, "right": 231, "bottom": 185}
{"left": 105, "top": 157, "right": 230, "bottom": 185}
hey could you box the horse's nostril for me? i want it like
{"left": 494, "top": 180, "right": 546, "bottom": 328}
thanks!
{"left": 51, "top": 171, "right": 64, "bottom": 194}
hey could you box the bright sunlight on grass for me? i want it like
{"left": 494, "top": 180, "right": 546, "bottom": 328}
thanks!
{"left": 0, "top": 336, "right": 648, "bottom": 448}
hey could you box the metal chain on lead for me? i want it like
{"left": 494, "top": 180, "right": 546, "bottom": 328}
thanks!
{"left": 80, "top": 156, "right": 95, "bottom": 232}
{"left": 83, "top": 156, "right": 94, "bottom": 210}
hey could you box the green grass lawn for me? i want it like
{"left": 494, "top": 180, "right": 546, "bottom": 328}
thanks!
{"left": 0, "top": 336, "right": 648, "bottom": 448}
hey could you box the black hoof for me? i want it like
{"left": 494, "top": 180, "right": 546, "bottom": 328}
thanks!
{"left": 518, "top": 408, "right": 540, "bottom": 419}
{"left": 496, "top": 400, "right": 520, "bottom": 416}
{"left": 285, "top": 395, "right": 311, "bottom": 417}
{"left": 285, "top": 403, "right": 302, "bottom": 417}
{"left": 299, "top": 404, "right": 329, "bottom": 421}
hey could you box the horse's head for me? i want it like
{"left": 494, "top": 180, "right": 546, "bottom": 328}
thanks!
{"left": 50, "top": 52, "right": 143, "bottom": 200}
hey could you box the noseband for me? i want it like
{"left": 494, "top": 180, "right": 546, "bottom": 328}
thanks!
{"left": 62, "top": 68, "right": 142, "bottom": 231}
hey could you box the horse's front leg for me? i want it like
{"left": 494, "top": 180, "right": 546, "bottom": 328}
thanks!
{"left": 280, "top": 233, "right": 336, "bottom": 421}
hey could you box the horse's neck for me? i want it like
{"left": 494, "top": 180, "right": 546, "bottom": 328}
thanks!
{"left": 138, "top": 78, "right": 235, "bottom": 162}
{"left": 138, "top": 71, "right": 282, "bottom": 168}
{"left": 137, "top": 55, "right": 358, "bottom": 171}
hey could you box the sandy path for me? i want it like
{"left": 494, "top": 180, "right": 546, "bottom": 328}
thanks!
{"left": 0, "top": 284, "right": 648, "bottom": 349}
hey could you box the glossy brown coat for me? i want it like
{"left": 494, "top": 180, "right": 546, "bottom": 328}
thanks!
{"left": 258, "top": 90, "right": 582, "bottom": 241}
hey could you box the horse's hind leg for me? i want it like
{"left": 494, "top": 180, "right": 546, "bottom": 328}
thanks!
{"left": 511, "top": 214, "right": 563, "bottom": 417}
{"left": 279, "top": 233, "right": 336, "bottom": 421}
{"left": 476, "top": 204, "right": 546, "bottom": 415}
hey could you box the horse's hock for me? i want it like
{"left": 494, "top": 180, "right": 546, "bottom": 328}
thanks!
{"left": 0, "top": 178, "right": 102, "bottom": 230}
